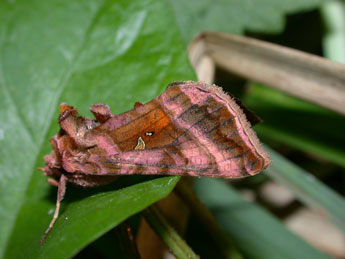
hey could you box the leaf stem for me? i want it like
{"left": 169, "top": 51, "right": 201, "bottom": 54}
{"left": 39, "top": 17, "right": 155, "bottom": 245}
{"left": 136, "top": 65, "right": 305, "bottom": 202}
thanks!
{"left": 143, "top": 205, "right": 199, "bottom": 259}
{"left": 175, "top": 179, "right": 242, "bottom": 259}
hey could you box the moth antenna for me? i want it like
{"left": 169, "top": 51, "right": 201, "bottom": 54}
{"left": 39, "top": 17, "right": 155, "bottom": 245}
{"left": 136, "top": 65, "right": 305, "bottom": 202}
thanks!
{"left": 40, "top": 174, "right": 67, "bottom": 245}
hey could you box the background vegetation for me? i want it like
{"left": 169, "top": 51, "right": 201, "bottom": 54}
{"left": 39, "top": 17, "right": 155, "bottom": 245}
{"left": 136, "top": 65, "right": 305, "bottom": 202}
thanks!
{"left": 0, "top": 0, "right": 344, "bottom": 258}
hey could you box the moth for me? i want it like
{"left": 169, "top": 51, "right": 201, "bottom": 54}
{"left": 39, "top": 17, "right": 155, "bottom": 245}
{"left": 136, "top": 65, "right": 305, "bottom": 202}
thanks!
{"left": 40, "top": 81, "right": 271, "bottom": 244}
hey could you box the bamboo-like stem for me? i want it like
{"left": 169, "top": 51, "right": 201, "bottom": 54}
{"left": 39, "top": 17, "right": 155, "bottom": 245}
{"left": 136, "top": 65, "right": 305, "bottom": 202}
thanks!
{"left": 189, "top": 31, "right": 345, "bottom": 115}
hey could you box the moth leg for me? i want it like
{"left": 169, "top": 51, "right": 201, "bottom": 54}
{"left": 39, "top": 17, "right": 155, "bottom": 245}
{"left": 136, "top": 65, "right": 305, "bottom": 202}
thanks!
{"left": 47, "top": 178, "right": 59, "bottom": 187}
{"left": 40, "top": 174, "right": 67, "bottom": 245}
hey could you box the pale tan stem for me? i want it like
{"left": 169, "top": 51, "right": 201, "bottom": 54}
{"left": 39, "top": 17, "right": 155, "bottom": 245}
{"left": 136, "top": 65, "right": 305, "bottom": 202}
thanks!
{"left": 189, "top": 31, "right": 345, "bottom": 115}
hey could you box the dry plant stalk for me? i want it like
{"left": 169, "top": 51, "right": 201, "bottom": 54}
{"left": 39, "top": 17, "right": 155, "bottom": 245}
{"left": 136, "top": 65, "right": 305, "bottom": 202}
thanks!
{"left": 189, "top": 31, "right": 345, "bottom": 115}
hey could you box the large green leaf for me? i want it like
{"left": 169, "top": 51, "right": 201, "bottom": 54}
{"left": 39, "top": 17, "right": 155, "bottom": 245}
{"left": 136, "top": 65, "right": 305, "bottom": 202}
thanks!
{"left": 194, "top": 178, "right": 330, "bottom": 259}
{"left": 0, "top": 0, "right": 195, "bottom": 257}
{"left": 5, "top": 176, "right": 180, "bottom": 259}
{"left": 168, "top": 0, "right": 331, "bottom": 43}
{"left": 245, "top": 84, "right": 345, "bottom": 168}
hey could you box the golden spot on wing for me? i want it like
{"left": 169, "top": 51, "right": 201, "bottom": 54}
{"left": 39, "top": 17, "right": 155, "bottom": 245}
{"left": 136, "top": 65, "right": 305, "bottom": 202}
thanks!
{"left": 135, "top": 137, "right": 146, "bottom": 150}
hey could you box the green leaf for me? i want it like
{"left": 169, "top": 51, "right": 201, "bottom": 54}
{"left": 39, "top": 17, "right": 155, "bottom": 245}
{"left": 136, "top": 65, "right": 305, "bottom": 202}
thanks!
{"left": 193, "top": 178, "right": 331, "bottom": 259}
{"left": 265, "top": 145, "right": 345, "bottom": 233}
{"left": 168, "top": 0, "right": 331, "bottom": 43}
{"left": 5, "top": 176, "right": 179, "bottom": 259}
{"left": 245, "top": 84, "right": 345, "bottom": 168}
{"left": 0, "top": 0, "right": 195, "bottom": 257}
{"left": 321, "top": 1, "right": 345, "bottom": 64}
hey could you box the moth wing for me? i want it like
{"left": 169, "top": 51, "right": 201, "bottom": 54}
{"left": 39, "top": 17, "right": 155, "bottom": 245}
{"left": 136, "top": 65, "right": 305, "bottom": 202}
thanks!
{"left": 98, "top": 82, "right": 270, "bottom": 178}
{"left": 94, "top": 140, "right": 259, "bottom": 179}
{"left": 57, "top": 81, "right": 270, "bottom": 179}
